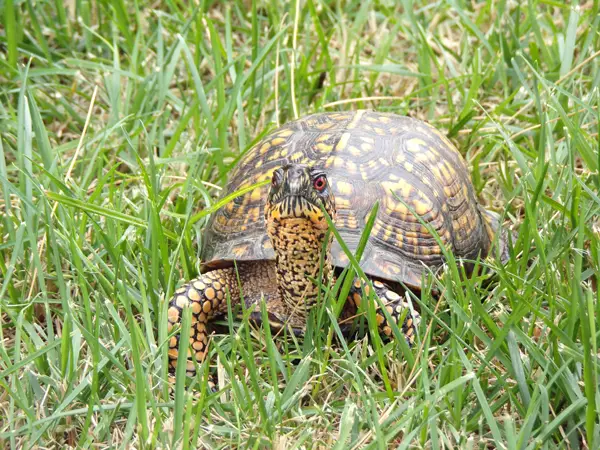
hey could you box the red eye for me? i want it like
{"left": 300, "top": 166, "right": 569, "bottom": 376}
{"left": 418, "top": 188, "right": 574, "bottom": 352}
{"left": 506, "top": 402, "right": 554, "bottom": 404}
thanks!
{"left": 313, "top": 175, "right": 327, "bottom": 191}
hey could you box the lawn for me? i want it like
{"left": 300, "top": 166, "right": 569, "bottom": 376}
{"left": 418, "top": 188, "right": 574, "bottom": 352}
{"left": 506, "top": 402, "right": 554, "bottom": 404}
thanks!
{"left": 1, "top": 0, "right": 599, "bottom": 448}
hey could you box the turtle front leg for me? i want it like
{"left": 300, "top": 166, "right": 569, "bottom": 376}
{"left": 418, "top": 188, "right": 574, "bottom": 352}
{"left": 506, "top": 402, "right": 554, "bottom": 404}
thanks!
{"left": 167, "top": 268, "right": 240, "bottom": 376}
{"left": 343, "top": 278, "right": 419, "bottom": 345}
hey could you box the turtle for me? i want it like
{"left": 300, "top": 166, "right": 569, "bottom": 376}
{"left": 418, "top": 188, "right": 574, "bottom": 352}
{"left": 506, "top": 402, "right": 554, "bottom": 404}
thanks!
{"left": 167, "top": 110, "right": 510, "bottom": 376}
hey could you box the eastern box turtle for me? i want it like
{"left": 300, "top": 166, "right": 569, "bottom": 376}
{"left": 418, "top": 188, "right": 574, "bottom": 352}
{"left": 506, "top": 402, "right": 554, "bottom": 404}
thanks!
{"left": 167, "top": 110, "right": 509, "bottom": 376}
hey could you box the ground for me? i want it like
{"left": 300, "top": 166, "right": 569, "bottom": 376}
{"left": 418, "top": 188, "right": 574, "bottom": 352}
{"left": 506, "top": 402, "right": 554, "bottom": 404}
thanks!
{"left": 0, "top": 0, "right": 599, "bottom": 448}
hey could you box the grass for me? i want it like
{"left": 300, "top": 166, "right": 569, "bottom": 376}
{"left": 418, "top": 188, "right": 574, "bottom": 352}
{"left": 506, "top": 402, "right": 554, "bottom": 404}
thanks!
{"left": 0, "top": 0, "right": 599, "bottom": 448}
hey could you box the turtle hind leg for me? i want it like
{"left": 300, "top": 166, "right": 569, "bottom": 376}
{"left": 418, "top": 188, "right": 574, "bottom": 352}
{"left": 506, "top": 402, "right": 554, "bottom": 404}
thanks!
{"left": 343, "top": 278, "right": 419, "bottom": 346}
{"left": 167, "top": 267, "right": 241, "bottom": 376}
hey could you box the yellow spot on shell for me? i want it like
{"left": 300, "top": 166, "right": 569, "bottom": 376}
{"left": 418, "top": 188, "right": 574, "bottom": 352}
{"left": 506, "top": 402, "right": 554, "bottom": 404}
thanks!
{"left": 316, "top": 143, "right": 333, "bottom": 152}
{"left": 270, "top": 137, "right": 286, "bottom": 146}
{"left": 277, "top": 129, "right": 294, "bottom": 137}
{"left": 232, "top": 245, "right": 249, "bottom": 257}
{"left": 336, "top": 181, "right": 353, "bottom": 196}
{"left": 291, "top": 151, "right": 304, "bottom": 162}
{"left": 404, "top": 162, "right": 414, "bottom": 172}
{"left": 346, "top": 160, "right": 357, "bottom": 173}
{"left": 413, "top": 199, "right": 432, "bottom": 216}
{"left": 336, "top": 132, "right": 351, "bottom": 151}
{"left": 348, "top": 146, "right": 362, "bottom": 156}
{"left": 250, "top": 189, "right": 263, "bottom": 202}
{"left": 248, "top": 207, "right": 260, "bottom": 221}
{"left": 415, "top": 152, "right": 432, "bottom": 163}
{"left": 444, "top": 185, "right": 458, "bottom": 197}
{"left": 347, "top": 111, "right": 366, "bottom": 129}
{"left": 383, "top": 228, "right": 394, "bottom": 239}
{"left": 268, "top": 151, "right": 283, "bottom": 161}
{"left": 316, "top": 122, "right": 334, "bottom": 130}
{"left": 438, "top": 165, "right": 452, "bottom": 182}
{"left": 259, "top": 143, "right": 271, "bottom": 154}
{"left": 382, "top": 180, "right": 413, "bottom": 199}
{"left": 406, "top": 138, "right": 427, "bottom": 153}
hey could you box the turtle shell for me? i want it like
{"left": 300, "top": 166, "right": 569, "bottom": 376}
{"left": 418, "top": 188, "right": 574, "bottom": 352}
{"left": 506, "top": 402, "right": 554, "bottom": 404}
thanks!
{"left": 201, "top": 110, "right": 491, "bottom": 288}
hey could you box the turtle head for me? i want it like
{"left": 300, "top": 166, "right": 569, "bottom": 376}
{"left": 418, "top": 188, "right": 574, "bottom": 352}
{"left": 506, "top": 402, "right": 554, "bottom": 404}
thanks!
{"left": 265, "top": 164, "right": 336, "bottom": 316}
{"left": 266, "top": 164, "right": 335, "bottom": 230}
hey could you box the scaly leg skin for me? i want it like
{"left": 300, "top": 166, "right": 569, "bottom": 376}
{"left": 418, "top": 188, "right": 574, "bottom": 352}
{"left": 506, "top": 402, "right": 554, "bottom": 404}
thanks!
{"left": 167, "top": 261, "right": 281, "bottom": 377}
{"left": 342, "top": 278, "right": 419, "bottom": 345}
{"left": 167, "top": 268, "right": 240, "bottom": 376}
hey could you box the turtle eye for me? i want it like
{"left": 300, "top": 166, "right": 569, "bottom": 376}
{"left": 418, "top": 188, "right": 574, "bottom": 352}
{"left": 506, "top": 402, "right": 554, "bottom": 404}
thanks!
{"left": 313, "top": 175, "right": 327, "bottom": 192}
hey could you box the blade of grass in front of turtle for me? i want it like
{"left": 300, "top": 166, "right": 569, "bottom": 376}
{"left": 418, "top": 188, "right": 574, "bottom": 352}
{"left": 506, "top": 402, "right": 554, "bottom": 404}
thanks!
{"left": 177, "top": 35, "right": 223, "bottom": 178}
{"left": 238, "top": 297, "right": 273, "bottom": 437}
{"left": 324, "top": 307, "right": 385, "bottom": 439}
{"left": 189, "top": 179, "right": 270, "bottom": 225}
{"left": 331, "top": 399, "right": 357, "bottom": 450}
{"left": 0, "top": 223, "right": 25, "bottom": 302}
{"left": 574, "top": 195, "right": 597, "bottom": 448}
{"left": 385, "top": 374, "right": 476, "bottom": 450}
{"left": 181, "top": 393, "right": 194, "bottom": 450}
{"left": 321, "top": 200, "right": 397, "bottom": 399}
{"left": 259, "top": 298, "right": 283, "bottom": 421}
{"left": 457, "top": 347, "right": 504, "bottom": 444}
{"left": 0, "top": 136, "right": 15, "bottom": 240}
{"left": 173, "top": 306, "right": 192, "bottom": 447}
{"left": 4, "top": 0, "right": 18, "bottom": 69}
{"left": 45, "top": 191, "right": 148, "bottom": 228}
{"left": 337, "top": 200, "right": 379, "bottom": 317}
{"left": 120, "top": 276, "right": 149, "bottom": 442}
